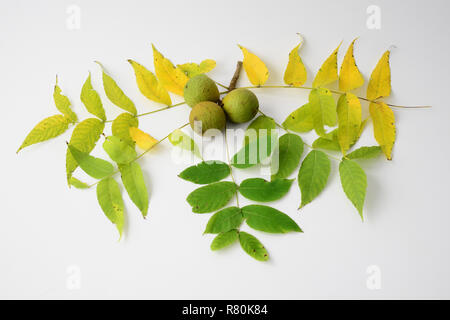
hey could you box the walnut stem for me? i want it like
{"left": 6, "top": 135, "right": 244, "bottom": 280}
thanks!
{"left": 228, "top": 61, "right": 243, "bottom": 91}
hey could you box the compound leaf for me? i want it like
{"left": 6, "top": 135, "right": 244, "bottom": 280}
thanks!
{"left": 367, "top": 50, "right": 391, "bottom": 100}
{"left": 178, "top": 161, "right": 230, "bottom": 184}
{"left": 96, "top": 177, "right": 124, "bottom": 239}
{"left": 242, "top": 205, "right": 302, "bottom": 233}
{"left": 282, "top": 103, "right": 313, "bottom": 133}
{"left": 339, "top": 39, "right": 364, "bottom": 91}
{"left": 298, "top": 150, "right": 331, "bottom": 208}
{"left": 128, "top": 59, "right": 172, "bottom": 106}
{"left": 119, "top": 162, "right": 149, "bottom": 218}
{"left": 186, "top": 181, "right": 237, "bottom": 213}
{"left": 369, "top": 102, "right": 396, "bottom": 160}
{"left": 339, "top": 159, "right": 367, "bottom": 220}
{"left": 211, "top": 229, "right": 239, "bottom": 251}
{"left": 312, "top": 42, "right": 341, "bottom": 88}
{"left": 204, "top": 207, "right": 243, "bottom": 234}
{"left": 238, "top": 45, "right": 269, "bottom": 86}
{"left": 152, "top": 44, "right": 188, "bottom": 96}
{"left": 103, "top": 135, "right": 137, "bottom": 164}
{"left": 80, "top": 72, "right": 106, "bottom": 121}
{"left": 284, "top": 41, "right": 307, "bottom": 87}
{"left": 17, "top": 115, "right": 70, "bottom": 153}
{"left": 271, "top": 133, "right": 304, "bottom": 180}
{"left": 68, "top": 144, "right": 114, "bottom": 180}
{"left": 239, "top": 231, "right": 269, "bottom": 262}
{"left": 239, "top": 178, "right": 293, "bottom": 202}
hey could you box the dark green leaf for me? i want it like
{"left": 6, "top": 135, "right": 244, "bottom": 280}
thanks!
{"left": 243, "top": 115, "right": 276, "bottom": 145}
{"left": 239, "top": 178, "right": 293, "bottom": 202}
{"left": 271, "top": 133, "right": 303, "bottom": 180}
{"left": 186, "top": 181, "right": 237, "bottom": 213}
{"left": 231, "top": 134, "right": 278, "bottom": 169}
{"left": 178, "top": 161, "right": 230, "bottom": 184}
{"left": 242, "top": 205, "right": 302, "bottom": 233}
{"left": 68, "top": 144, "right": 115, "bottom": 179}
{"left": 204, "top": 207, "right": 243, "bottom": 234}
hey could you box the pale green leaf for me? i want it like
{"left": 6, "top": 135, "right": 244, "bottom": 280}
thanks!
{"left": 69, "top": 177, "right": 89, "bottom": 189}
{"left": 339, "top": 159, "right": 367, "bottom": 220}
{"left": 312, "top": 129, "right": 340, "bottom": 151}
{"left": 239, "top": 232, "right": 269, "bottom": 262}
{"left": 282, "top": 103, "right": 314, "bottom": 133}
{"left": 271, "top": 133, "right": 303, "bottom": 180}
{"left": 96, "top": 177, "right": 124, "bottom": 239}
{"left": 231, "top": 133, "right": 278, "bottom": 169}
{"left": 103, "top": 136, "right": 137, "bottom": 164}
{"left": 242, "top": 205, "right": 302, "bottom": 233}
{"left": 204, "top": 207, "right": 243, "bottom": 234}
{"left": 17, "top": 115, "right": 70, "bottom": 153}
{"left": 346, "top": 146, "right": 382, "bottom": 160}
{"left": 178, "top": 161, "right": 230, "bottom": 184}
{"left": 309, "top": 88, "right": 337, "bottom": 137}
{"left": 112, "top": 113, "right": 139, "bottom": 146}
{"left": 298, "top": 150, "right": 331, "bottom": 208}
{"left": 239, "top": 178, "right": 293, "bottom": 202}
{"left": 168, "top": 129, "right": 202, "bottom": 159}
{"left": 68, "top": 144, "right": 114, "bottom": 179}
{"left": 80, "top": 72, "right": 106, "bottom": 121}
{"left": 119, "top": 162, "right": 149, "bottom": 218}
{"left": 53, "top": 78, "right": 77, "bottom": 122}
{"left": 186, "top": 181, "right": 237, "bottom": 213}
{"left": 243, "top": 115, "right": 276, "bottom": 146}
{"left": 211, "top": 229, "right": 239, "bottom": 251}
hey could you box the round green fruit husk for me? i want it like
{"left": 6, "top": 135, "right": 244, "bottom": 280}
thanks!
{"left": 183, "top": 74, "right": 220, "bottom": 108}
{"left": 222, "top": 88, "right": 259, "bottom": 123}
{"left": 189, "top": 101, "right": 226, "bottom": 135}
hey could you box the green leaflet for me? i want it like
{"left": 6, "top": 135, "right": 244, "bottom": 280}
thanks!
{"left": 204, "top": 207, "right": 243, "bottom": 234}
{"left": 66, "top": 118, "right": 104, "bottom": 181}
{"left": 53, "top": 79, "right": 77, "bottom": 123}
{"left": 112, "top": 113, "right": 139, "bottom": 146}
{"left": 309, "top": 88, "right": 337, "bottom": 137}
{"left": 80, "top": 73, "right": 106, "bottom": 121}
{"left": 336, "top": 93, "right": 362, "bottom": 155}
{"left": 211, "top": 229, "right": 239, "bottom": 251}
{"left": 312, "top": 129, "right": 340, "bottom": 151}
{"left": 186, "top": 181, "right": 237, "bottom": 213}
{"left": 239, "top": 178, "right": 293, "bottom": 202}
{"left": 242, "top": 205, "right": 302, "bottom": 233}
{"left": 271, "top": 133, "right": 303, "bottom": 180}
{"left": 346, "top": 146, "right": 382, "bottom": 160}
{"left": 178, "top": 161, "right": 230, "bottom": 184}
{"left": 17, "top": 115, "right": 71, "bottom": 153}
{"left": 69, "top": 177, "right": 89, "bottom": 189}
{"left": 239, "top": 232, "right": 269, "bottom": 262}
{"left": 103, "top": 136, "right": 137, "bottom": 164}
{"left": 282, "top": 103, "right": 314, "bottom": 133}
{"left": 298, "top": 150, "right": 331, "bottom": 208}
{"left": 68, "top": 144, "right": 115, "bottom": 180}
{"left": 96, "top": 177, "right": 125, "bottom": 239}
{"left": 169, "top": 129, "right": 202, "bottom": 159}
{"left": 339, "top": 159, "right": 367, "bottom": 220}
{"left": 97, "top": 62, "right": 137, "bottom": 115}
{"left": 243, "top": 115, "right": 276, "bottom": 145}
{"left": 231, "top": 133, "right": 278, "bottom": 169}
{"left": 119, "top": 162, "right": 149, "bottom": 218}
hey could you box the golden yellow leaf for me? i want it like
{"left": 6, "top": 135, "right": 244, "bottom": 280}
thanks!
{"left": 337, "top": 93, "right": 362, "bottom": 155}
{"left": 369, "top": 102, "right": 396, "bottom": 160}
{"left": 238, "top": 45, "right": 269, "bottom": 86}
{"left": 312, "top": 42, "right": 341, "bottom": 88}
{"left": 128, "top": 59, "right": 172, "bottom": 106}
{"left": 129, "top": 127, "right": 158, "bottom": 150}
{"left": 339, "top": 39, "right": 364, "bottom": 92}
{"left": 367, "top": 50, "right": 391, "bottom": 100}
{"left": 177, "top": 60, "right": 216, "bottom": 78}
{"left": 152, "top": 44, "right": 189, "bottom": 96}
{"left": 284, "top": 41, "right": 307, "bottom": 87}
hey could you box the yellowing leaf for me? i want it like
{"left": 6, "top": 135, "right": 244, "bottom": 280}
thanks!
{"left": 17, "top": 115, "right": 71, "bottom": 153}
{"left": 339, "top": 39, "right": 364, "bottom": 92}
{"left": 312, "top": 42, "right": 341, "bottom": 88}
{"left": 369, "top": 102, "right": 396, "bottom": 160}
{"left": 128, "top": 59, "right": 172, "bottom": 106}
{"left": 238, "top": 45, "right": 269, "bottom": 86}
{"left": 367, "top": 50, "right": 391, "bottom": 100}
{"left": 80, "top": 73, "right": 106, "bottom": 121}
{"left": 309, "top": 88, "right": 337, "bottom": 137}
{"left": 54, "top": 77, "right": 77, "bottom": 123}
{"left": 129, "top": 127, "right": 158, "bottom": 150}
{"left": 283, "top": 41, "right": 307, "bottom": 87}
{"left": 112, "top": 113, "right": 139, "bottom": 146}
{"left": 337, "top": 93, "right": 362, "bottom": 155}
{"left": 66, "top": 118, "right": 105, "bottom": 181}
{"left": 96, "top": 177, "right": 125, "bottom": 239}
{"left": 96, "top": 61, "right": 137, "bottom": 115}
{"left": 152, "top": 44, "right": 188, "bottom": 96}
{"left": 177, "top": 59, "right": 216, "bottom": 78}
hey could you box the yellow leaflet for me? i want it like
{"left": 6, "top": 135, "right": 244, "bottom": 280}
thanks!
{"left": 312, "top": 42, "right": 341, "bottom": 88}
{"left": 284, "top": 41, "right": 307, "bottom": 87}
{"left": 238, "top": 45, "right": 269, "bottom": 86}
{"left": 54, "top": 77, "right": 77, "bottom": 123}
{"left": 129, "top": 127, "right": 158, "bottom": 150}
{"left": 177, "top": 59, "right": 216, "bottom": 78}
{"left": 339, "top": 39, "right": 364, "bottom": 92}
{"left": 369, "top": 102, "right": 396, "bottom": 160}
{"left": 128, "top": 59, "right": 171, "bottom": 106}
{"left": 337, "top": 93, "right": 362, "bottom": 155}
{"left": 367, "top": 50, "right": 391, "bottom": 100}
{"left": 17, "top": 115, "right": 71, "bottom": 153}
{"left": 152, "top": 44, "right": 188, "bottom": 96}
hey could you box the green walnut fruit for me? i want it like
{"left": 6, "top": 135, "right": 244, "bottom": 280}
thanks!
{"left": 189, "top": 101, "right": 226, "bottom": 135}
{"left": 222, "top": 88, "right": 259, "bottom": 123}
{"left": 183, "top": 74, "right": 220, "bottom": 107}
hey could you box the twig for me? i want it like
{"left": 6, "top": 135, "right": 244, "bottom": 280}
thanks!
{"left": 228, "top": 61, "right": 243, "bottom": 91}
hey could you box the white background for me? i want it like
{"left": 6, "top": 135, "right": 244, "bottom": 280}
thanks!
{"left": 1, "top": 0, "right": 449, "bottom": 299}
